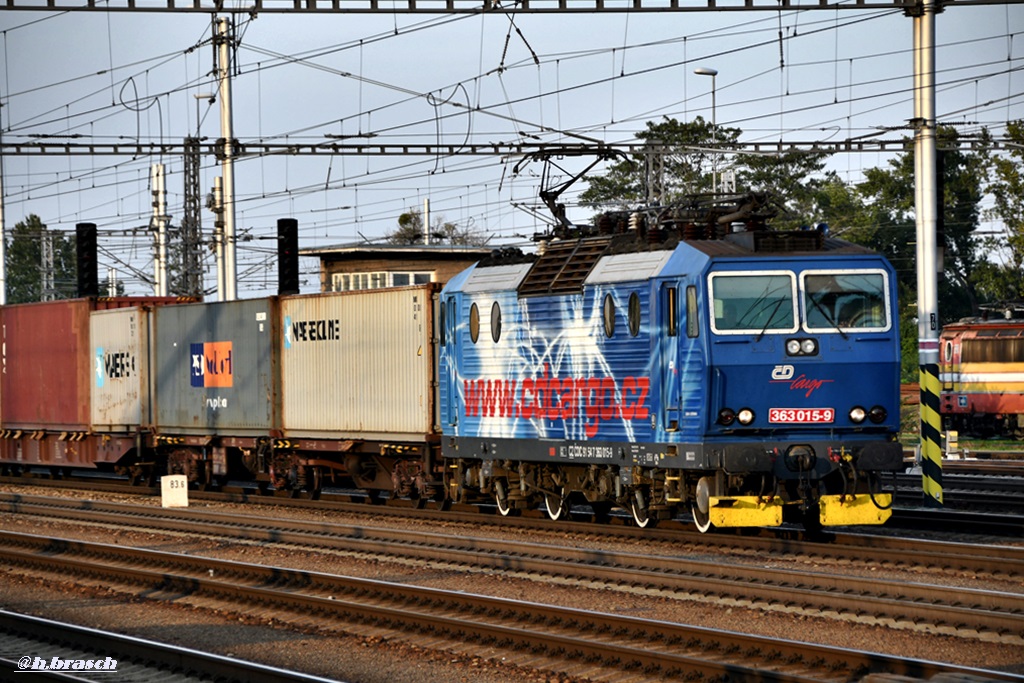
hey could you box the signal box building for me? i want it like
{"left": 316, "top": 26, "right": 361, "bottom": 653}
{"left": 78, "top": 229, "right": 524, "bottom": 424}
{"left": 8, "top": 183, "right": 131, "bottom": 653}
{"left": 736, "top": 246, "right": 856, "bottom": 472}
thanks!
{"left": 300, "top": 244, "right": 493, "bottom": 293}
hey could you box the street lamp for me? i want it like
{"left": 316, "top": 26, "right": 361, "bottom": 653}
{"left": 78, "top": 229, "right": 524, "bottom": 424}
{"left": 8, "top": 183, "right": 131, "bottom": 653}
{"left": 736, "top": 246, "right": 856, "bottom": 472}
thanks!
{"left": 694, "top": 66, "right": 718, "bottom": 194}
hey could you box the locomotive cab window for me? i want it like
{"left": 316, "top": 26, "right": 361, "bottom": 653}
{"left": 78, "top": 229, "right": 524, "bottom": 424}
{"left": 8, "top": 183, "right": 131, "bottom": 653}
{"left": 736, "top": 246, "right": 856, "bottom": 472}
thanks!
{"left": 685, "top": 286, "right": 699, "bottom": 338}
{"left": 709, "top": 272, "right": 797, "bottom": 335}
{"left": 802, "top": 270, "right": 889, "bottom": 332}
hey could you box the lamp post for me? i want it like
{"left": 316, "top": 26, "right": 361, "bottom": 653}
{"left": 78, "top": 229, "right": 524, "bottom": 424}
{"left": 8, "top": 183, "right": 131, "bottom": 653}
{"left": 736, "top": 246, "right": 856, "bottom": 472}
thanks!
{"left": 694, "top": 66, "right": 718, "bottom": 194}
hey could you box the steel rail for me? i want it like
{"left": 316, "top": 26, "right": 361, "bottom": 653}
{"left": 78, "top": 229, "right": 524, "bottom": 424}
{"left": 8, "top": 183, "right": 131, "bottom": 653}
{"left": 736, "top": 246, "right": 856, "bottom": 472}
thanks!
{"left": 1, "top": 494, "right": 1022, "bottom": 641}
{"left": 0, "top": 609, "right": 341, "bottom": 683}
{"left": 0, "top": 530, "right": 1019, "bottom": 683}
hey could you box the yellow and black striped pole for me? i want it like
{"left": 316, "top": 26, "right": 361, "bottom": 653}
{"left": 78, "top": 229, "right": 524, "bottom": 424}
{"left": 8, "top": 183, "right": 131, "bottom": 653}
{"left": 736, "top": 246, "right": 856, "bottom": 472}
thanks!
{"left": 912, "top": 0, "right": 942, "bottom": 507}
{"left": 919, "top": 357, "right": 943, "bottom": 506}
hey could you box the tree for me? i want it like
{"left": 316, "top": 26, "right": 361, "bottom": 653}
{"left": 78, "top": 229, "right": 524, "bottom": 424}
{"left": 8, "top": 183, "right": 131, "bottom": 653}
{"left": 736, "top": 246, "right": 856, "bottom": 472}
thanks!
{"left": 385, "top": 208, "right": 489, "bottom": 246}
{"left": 854, "top": 126, "right": 992, "bottom": 324}
{"left": 5, "top": 214, "right": 78, "bottom": 303}
{"left": 984, "top": 119, "right": 1024, "bottom": 302}
{"left": 579, "top": 116, "right": 742, "bottom": 210}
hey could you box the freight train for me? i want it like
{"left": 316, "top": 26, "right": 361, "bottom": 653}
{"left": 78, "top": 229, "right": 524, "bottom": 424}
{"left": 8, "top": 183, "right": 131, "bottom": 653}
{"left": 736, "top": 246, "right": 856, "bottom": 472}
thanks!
{"left": 0, "top": 192, "right": 904, "bottom": 531}
{"left": 939, "top": 304, "right": 1024, "bottom": 440}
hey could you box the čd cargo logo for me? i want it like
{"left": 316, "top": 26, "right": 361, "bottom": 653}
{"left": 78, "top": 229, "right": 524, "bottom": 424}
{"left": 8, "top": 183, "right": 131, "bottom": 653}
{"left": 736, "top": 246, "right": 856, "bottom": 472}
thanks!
{"left": 770, "top": 364, "right": 832, "bottom": 398}
{"left": 191, "top": 342, "right": 233, "bottom": 388}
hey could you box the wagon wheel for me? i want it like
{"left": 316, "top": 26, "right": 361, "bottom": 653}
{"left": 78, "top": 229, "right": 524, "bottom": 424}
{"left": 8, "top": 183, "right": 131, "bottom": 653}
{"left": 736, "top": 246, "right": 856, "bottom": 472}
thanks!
{"left": 307, "top": 466, "right": 323, "bottom": 500}
{"left": 128, "top": 463, "right": 157, "bottom": 487}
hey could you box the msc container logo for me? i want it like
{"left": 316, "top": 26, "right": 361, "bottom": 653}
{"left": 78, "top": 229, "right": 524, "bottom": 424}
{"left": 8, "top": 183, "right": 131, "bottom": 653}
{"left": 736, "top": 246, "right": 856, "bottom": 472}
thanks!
{"left": 191, "top": 342, "right": 233, "bottom": 388}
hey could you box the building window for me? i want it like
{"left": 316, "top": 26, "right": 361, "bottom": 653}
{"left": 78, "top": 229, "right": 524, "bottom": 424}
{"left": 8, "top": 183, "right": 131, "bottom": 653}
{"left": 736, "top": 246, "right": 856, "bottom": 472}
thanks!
{"left": 331, "top": 271, "right": 433, "bottom": 292}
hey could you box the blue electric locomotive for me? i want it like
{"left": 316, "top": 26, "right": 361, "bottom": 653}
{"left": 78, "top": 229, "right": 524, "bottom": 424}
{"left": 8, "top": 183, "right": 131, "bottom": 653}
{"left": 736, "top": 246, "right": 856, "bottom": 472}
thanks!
{"left": 438, "top": 193, "right": 903, "bottom": 531}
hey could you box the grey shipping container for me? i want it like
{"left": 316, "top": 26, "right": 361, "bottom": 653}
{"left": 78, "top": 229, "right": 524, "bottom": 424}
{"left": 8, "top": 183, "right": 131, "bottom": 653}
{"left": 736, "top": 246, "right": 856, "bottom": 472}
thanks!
{"left": 90, "top": 306, "right": 151, "bottom": 431}
{"left": 279, "top": 286, "right": 438, "bottom": 441}
{"left": 152, "top": 298, "right": 278, "bottom": 436}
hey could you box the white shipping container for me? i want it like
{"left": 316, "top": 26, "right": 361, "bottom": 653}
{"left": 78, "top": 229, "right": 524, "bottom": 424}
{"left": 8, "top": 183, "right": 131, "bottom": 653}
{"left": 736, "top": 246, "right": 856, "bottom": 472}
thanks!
{"left": 280, "top": 286, "right": 438, "bottom": 440}
{"left": 90, "top": 307, "right": 150, "bottom": 431}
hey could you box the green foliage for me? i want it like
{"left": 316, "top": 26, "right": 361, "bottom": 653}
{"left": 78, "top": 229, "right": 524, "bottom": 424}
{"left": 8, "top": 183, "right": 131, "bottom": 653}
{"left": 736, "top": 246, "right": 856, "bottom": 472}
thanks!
{"left": 579, "top": 116, "right": 741, "bottom": 210}
{"left": 5, "top": 214, "right": 78, "bottom": 303}
{"left": 852, "top": 126, "right": 994, "bottom": 323}
{"left": 984, "top": 119, "right": 1024, "bottom": 301}
{"left": 732, "top": 149, "right": 832, "bottom": 228}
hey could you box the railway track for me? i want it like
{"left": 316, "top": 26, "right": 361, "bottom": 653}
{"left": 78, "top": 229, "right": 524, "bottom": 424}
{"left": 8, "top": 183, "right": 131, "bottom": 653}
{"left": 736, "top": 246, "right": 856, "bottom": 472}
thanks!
{"left": 0, "top": 528, "right": 1018, "bottom": 683}
{"left": 5, "top": 470, "right": 1024, "bottom": 536}
{"left": 0, "top": 609, "right": 337, "bottom": 683}
{"left": 1, "top": 492, "right": 1022, "bottom": 645}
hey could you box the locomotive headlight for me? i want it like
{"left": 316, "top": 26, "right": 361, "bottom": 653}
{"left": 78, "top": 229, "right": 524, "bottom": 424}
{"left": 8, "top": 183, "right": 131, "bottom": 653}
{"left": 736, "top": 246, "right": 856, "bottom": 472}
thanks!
{"left": 717, "top": 408, "right": 736, "bottom": 426}
{"left": 868, "top": 405, "right": 888, "bottom": 424}
{"left": 785, "top": 338, "right": 819, "bottom": 356}
{"left": 849, "top": 406, "right": 867, "bottom": 423}
{"left": 737, "top": 408, "right": 755, "bottom": 425}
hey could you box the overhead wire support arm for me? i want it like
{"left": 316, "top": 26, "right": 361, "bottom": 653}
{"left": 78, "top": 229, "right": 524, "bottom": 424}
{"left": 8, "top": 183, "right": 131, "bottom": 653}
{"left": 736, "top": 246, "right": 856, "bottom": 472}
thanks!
{"left": 0, "top": 136, "right": 1012, "bottom": 157}
{"left": 0, "top": 0, "right": 1017, "bottom": 11}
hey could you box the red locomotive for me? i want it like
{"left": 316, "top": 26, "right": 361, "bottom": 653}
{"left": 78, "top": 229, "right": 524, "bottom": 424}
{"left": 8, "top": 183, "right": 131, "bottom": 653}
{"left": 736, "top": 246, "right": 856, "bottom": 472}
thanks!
{"left": 939, "top": 304, "right": 1024, "bottom": 440}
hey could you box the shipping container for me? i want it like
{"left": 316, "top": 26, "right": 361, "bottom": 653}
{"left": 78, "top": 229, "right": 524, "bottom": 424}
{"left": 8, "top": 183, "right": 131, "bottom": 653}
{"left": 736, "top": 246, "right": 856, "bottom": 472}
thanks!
{"left": 0, "top": 297, "right": 192, "bottom": 469}
{"left": 1, "top": 299, "right": 92, "bottom": 431}
{"left": 152, "top": 298, "right": 278, "bottom": 436}
{"left": 90, "top": 306, "right": 152, "bottom": 431}
{"left": 279, "top": 286, "right": 439, "bottom": 441}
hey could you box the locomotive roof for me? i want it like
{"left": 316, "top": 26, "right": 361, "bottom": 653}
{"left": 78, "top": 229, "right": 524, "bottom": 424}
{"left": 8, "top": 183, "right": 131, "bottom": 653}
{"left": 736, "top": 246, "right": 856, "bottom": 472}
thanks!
{"left": 460, "top": 262, "right": 533, "bottom": 293}
{"left": 684, "top": 233, "right": 879, "bottom": 258}
{"left": 446, "top": 229, "right": 882, "bottom": 299}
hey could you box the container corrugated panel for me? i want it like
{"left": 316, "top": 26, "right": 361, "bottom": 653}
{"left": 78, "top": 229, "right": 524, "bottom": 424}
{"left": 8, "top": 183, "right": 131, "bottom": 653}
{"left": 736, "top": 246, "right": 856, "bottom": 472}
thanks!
{"left": 280, "top": 286, "right": 438, "bottom": 440}
{"left": 0, "top": 299, "right": 92, "bottom": 430}
{"left": 152, "top": 298, "right": 277, "bottom": 436}
{"left": 90, "top": 307, "right": 150, "bottom": 431}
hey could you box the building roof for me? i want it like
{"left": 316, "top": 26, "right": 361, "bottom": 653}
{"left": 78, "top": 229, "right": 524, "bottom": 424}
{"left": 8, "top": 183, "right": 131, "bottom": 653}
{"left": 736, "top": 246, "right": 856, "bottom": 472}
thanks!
{"left": 300, "top": 242, "right": 493, "bottom": 261}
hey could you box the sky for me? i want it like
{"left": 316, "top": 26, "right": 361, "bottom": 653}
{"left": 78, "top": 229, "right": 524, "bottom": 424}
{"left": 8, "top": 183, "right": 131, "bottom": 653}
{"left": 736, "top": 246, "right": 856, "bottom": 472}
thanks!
{"left": 0, "top": 2, "right": 1021, "bottom": 297}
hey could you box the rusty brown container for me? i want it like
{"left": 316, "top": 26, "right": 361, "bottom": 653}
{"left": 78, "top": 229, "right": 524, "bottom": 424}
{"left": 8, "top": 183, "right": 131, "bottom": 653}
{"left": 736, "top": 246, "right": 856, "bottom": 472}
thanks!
{"left": 0, "top": 297, "right": 195, "bottom": 431}
{"left": 1, "top": 299, "right": 93, "bottom": 431}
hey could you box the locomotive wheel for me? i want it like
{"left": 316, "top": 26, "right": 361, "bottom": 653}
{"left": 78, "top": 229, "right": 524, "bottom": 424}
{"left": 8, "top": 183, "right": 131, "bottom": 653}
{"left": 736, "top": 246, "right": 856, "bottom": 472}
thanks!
{"left": 544, "top": 489, "right": 566, "bottom": 521}
{"left": 494, "top": 479, "right": 516, "bottom": 517}
{"left": 629, "top": 489, "right": 654, "bottom": 528}
{"left": 693, "top": 476, "right": 714, "bottom": 533}
{"left": 692, "top": 504, "right": 713, "bottom": 533}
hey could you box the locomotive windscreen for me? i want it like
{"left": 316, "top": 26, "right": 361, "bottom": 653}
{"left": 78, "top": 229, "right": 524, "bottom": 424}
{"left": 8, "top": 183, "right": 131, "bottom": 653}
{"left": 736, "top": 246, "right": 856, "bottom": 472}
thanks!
{"left": 803, "top": 271, "right": 889, "bottom": 331}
